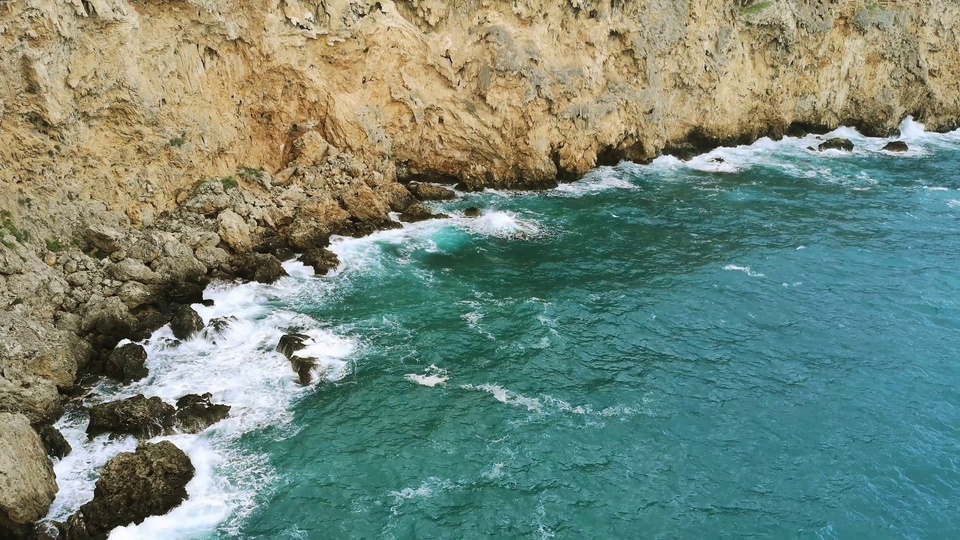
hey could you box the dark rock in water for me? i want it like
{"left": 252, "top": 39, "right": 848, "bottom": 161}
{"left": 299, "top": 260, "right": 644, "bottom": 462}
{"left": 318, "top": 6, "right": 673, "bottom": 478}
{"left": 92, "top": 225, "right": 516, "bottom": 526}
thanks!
{"left": 254, "top": 236, "right": 295, "bottom": 261}
{"left": 290, "top": 357, "right": 317, "bottom": 385}
{"left": 170, "top": 305, "right": 204, "bottom": 340}
{"left": 882, "top": 141, "right": 909, "bottom": 152}
{"left": 399, "top": 203, "right": 449, "bottom": 223}
{"left": 663, "top": 142, "right": 700, "bottom": 161}
{"left": 301, "top": 248, "right": 339, "bottom": 276}
{"left": 104, "top": 343, "right": 149, "bottom": 383}
{"left": 202, "top": 316, "right": 237, "bottom": 339}
{"left": 62, "top": 441, "right": 194, "bottom": 539}
{"left": 333, "top": 218, "right": 402, "bottom": 238}
{"left": 276, "top": 334, "right": 316, "bottom": 384}
{"left": 128, "top": 306, "right": 171, "bottom": 342}
{"left": 277, "top": 333, "right": 310, "bottom": 359}
{"left": 200, "top": 299, "right": 215, "bottom": 307}
{"left": 710, "top": 157, "right": 725, "bottom": 164}
{"left": 233, "top": 252, "right": 287, "bottom": 284}
{"left": 173, "top": 393, "right": 230, "bottom": 433}
{"left": 37, "top": 424, "right": 72, "bottom": 460}
{"left": 87, "top": 395, "right": 176, "bottom": 439}
{"left": 787, "top": 124, "right": 809, "bottom": 138}
{"left": 463, "top": 207, "right": 482, "bottom": 218}
{"left": 818, "top": 138, "right": 854, "bottom": 152}
{"left": 408, "top": 182, "right": 456, "bottom": 201}
{"left": 160, "top": 278, "right": 207, "bottom": 305}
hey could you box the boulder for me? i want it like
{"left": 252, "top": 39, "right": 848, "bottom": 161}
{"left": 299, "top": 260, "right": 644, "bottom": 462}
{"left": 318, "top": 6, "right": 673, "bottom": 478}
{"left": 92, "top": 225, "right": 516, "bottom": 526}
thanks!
{"left": 818, "top": 138, "right": 854, "bottom": 152}
{"left": 463, "top": 207, "right": 483, "bottom": 218}
{"left": 0, "top": 413, "right": 58, "bottom": 539}
{"left": 36, "top": 425, "right": 72, "bottom": 460}
{"left": 301, "top": 248, "right": 339, "bottom": 275}
{"left": 201, "top": 316, "right": 237, "bottom": 339}
{"left": 253, "top": 236, "right": 295, "bottom": 261}
{"left": 104, "top": 343, "right": 149, "bottom": 383}
{"left": 106, "top": 258, "right": 159, "bottom": 284}
{"left": 882, "top": 141, "right": 909, "bottom": 152}
{"left": 290, "top": 357, "right": 317, "bottom": 385}
{"left": 217, "top": 209, "right": 253, "bottom": 252}
{"left": 62, "top": 441, "right": 194, "bottom": 539}
{"left": 83, "top": 225, "right": 124, "bottom": 255}
{"left": 276, "top": 333, "right": 310, "bottom": 359}
{"left": 407, "top": 182, "right": 456, "bottom": 201}
{"left": 0, "top": 371, "right": 61, "bottom": 425}
{"left": 169, "top": 305, "right": 204, "bottom": 340}
{"left": 399, "top": 203, "right": 449, "bottom": 223}
{"left": 87, "top": 395, "right": 175, "bottom": 439}
{"left": 233, "top": 252, "right": 287, "bottom": 284}
{"left": 173, "top": 393, "right": 231, "bottom": 433}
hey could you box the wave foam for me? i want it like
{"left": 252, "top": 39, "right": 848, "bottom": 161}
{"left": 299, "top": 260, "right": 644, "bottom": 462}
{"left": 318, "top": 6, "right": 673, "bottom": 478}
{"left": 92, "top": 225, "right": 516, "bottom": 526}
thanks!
{"left": 723, "top": 265, "right": 766, "bottom": 278}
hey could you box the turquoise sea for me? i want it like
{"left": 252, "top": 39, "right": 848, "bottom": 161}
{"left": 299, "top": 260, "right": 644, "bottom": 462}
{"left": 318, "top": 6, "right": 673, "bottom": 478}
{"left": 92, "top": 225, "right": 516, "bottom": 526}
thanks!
{"left": 48, "top": 121, "right": 960, "bottom": 538}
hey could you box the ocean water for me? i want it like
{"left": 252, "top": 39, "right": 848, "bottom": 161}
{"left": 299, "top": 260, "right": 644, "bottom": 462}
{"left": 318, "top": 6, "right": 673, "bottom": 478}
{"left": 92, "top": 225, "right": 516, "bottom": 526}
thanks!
{"left": 46, "top": 119, "right": 960, "bottom": 538}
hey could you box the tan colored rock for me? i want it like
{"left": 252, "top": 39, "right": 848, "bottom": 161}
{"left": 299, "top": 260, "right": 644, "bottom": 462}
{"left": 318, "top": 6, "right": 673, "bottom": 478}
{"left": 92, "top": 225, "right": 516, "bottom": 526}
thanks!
{"left": 292, "top": 131, "right": 330, "bottom": 167}
{"left": 0, "top": 412, "right": 58, "bottom": 538}
{"left": 217, "top": 209, "right": 252, "bottom": 253}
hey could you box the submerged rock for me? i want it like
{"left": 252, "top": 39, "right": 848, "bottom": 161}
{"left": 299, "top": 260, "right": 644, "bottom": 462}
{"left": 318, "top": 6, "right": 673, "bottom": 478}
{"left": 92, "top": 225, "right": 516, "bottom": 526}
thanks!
{"left": 407, "top": 182, "right": 456, "bottom": 201}
{"left": 87, "top": 394, "right": 176, "bottom": 439}
{"left": 233, "top": 252, "right": 287, "bottom": 284}
{"left": 0, "top": 413, "right": 58, "bottom": 539}
{"left": 818, "top": 138, "right": 854, "bottom": 152}
{"left": 104, "top": 343, "right": 149, "bottom": 383}
{"left": 301, "top": 248, "right": 339, "bottom": 276}
{"left": 276, "top": 333, "right": 317, "bottom": 384}
{"left": 173, "top": 393, "right": 231, "bottom": 433}
{"left": 463, "top": 207, "right": 483, "bottom": 218}
{"left": 37, "top": 425, "right": 72, "bottom": 460}
{"left": 882, "top": 141, "right": 909, "bottom": 152}
{"left": 62, "top": 441, "right": 194, "bottom": 539}
{"left": 202, "top": 316, "right": 237, "bottom": 339}
{"left": 169, "top": 305, "right": 204, "bottom": 340}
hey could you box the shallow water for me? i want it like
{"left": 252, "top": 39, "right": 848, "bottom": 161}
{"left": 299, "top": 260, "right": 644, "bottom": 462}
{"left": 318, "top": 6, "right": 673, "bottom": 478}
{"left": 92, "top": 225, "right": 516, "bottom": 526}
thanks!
{"left": 47, "top": 120, "right": 960, "bottom": 538}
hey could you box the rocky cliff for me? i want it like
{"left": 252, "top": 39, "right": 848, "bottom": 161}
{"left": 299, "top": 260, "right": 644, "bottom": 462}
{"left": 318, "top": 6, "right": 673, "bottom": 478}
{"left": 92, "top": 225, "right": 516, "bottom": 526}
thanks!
{"left": 2, "top": 0, "right": 960, "bottom": 536}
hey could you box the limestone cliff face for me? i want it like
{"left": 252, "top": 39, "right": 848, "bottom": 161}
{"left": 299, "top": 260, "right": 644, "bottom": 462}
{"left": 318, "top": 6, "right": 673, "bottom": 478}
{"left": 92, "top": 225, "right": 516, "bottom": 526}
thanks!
{"left": 2, "top": 0, "right": 959, "bottom": 222}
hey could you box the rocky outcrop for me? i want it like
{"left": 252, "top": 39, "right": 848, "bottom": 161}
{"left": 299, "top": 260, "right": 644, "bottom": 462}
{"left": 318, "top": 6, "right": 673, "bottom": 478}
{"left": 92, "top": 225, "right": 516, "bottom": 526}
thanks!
{"left": 170, "top": 306, "right": 204, "bottom": 341}
{"left": 104, "top": 343, "right": 149, "bottom": 383}
{"left": 301, "top": 249, "right": 340, "bottom": 276}
{"left": 62, "top": 441, "right": 194, "bottom": 539}
{"left": 232, "top": 253, "right": 287, "bottom": 284}
{"left": 399, "top": 204, "right": 449, "bottom": 223}
{"left": 87, "top": 393, "right": 231, "bottom": 440}
{"left": 173, "top": 394, "right": 231, "bottom": 434}
{"left": 883, "top": 141, "right": 910, "bottom": 152}
{"left": 37, "top": 425, "right": 72, "bottom": 461}
{"left": 0, "top": 413, "right": 58, "bottom": 539}
{"left": 818, "top": 138, "right": 855, "bottom": 152}
{"left": 276, "top": 333, "right": 318, "bottom": 384}
{"left": 87, "top": 395, "right": 176, "bottom": 440}
{"left": 407, "top": 182, "right": 456, "bottom": 202}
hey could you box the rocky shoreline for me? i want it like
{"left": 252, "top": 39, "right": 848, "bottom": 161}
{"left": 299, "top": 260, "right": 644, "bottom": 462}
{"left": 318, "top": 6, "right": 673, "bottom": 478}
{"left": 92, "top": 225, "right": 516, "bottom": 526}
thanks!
{"left": 0, "top": 137, "right": 466, "bottom": 538}
{"left": 0, "top": 121, "right": 930, "bottom": 537}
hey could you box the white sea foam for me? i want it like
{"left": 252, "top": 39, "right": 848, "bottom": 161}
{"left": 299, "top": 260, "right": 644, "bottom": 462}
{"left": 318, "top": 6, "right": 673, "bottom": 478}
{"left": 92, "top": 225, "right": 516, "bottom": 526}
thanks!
{"left": 45, "top": 263, "right": 357, "bottom": 538}
{"left": 553, "top": 168, "right": 639, "bottom": 195}
{"left": 405, "top": 365, "right": 450, "bottom": 387}
{"left": 723, "top": 264, "right": 766, "bottom": 278}
{"left": 460, "top": 384, "right": 542, "bottom": 412}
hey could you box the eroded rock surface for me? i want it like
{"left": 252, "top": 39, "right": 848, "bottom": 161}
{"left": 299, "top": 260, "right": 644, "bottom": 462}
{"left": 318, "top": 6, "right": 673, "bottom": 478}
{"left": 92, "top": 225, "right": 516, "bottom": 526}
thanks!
{"left": 62, "top": 441, "right": 194, "bottom": 539}
{"left": 0, "top": 413, "right": 58, "bottom": 539}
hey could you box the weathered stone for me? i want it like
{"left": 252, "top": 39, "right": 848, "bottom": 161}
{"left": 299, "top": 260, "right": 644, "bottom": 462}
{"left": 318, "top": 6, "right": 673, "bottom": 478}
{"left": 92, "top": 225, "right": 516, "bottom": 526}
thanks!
{"left": 83, "top": 225, "right": 124, "bottom": 255}
{"left": 201, "top": 316, "right": 237, "bottom": 339}
{"left": 882, "top": 141, "right": 909, "bottom": 152}
{"left": 254, "top": 236, "right": 296, "bottom": 261}
{"left": 818, "top": 138, "right": 854, "bottom": 152}
{"left": 463, "top": 207, "right": 483, "bottom": 218}
{"left": 107, "top": 258, "right": 159, "bottom": 283}
{"left": 408, "top": 182, "right": 456, "bottom": 201}
{"left": 169, "top": 305, "right": 204, "bottom": 340}
{"left": 173, "top": 393, "right": 230, "bottom": 433}
{"left": 87, "top": 394, "right": 176, "bottom": 439}
{"left": 104, "top": 343, "right": 149, "bottom": 383}
{"left": 0, "top": 413, "right": 58, "bottom": 539}
{"left": 217, "top": 209, "right": 252, "bottom": 252}
{"left": 63, "top": 441, "right": 194, "bottom": 539}
{"left": 276, "top": 333, "right": 310, "bottom": 359}
{"left": 233, "top": 252, "right": 287, "bottom": 284}
{"left": 36, "top": 425, "right": 72, "bottom": 460}
{"left": 399, "top": 203, "right": 448, "bottom": 223}
{"left": 301, "top": 248, "right": 339, "bottom": 275}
